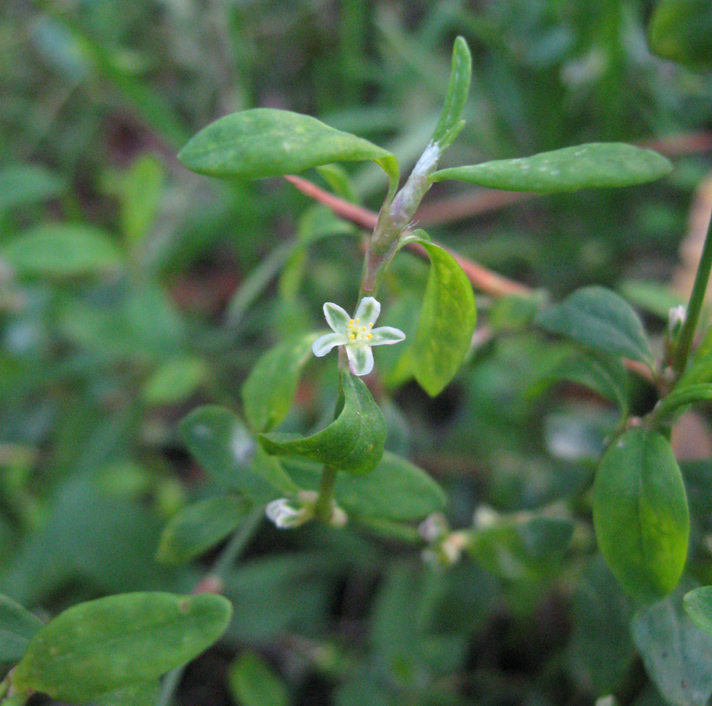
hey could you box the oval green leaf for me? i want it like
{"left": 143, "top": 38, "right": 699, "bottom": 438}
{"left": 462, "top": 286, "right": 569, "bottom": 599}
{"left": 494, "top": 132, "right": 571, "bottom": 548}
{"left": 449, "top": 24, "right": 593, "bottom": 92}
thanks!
{"left": 242, "top": 333, "right": 318, "bottom": 433}
{"left": 0, "top": 595, "right": 43, "bottom": 662}
{"left": 411, "top": 239, "right": 477, "bottom": 396}
{"left": 180, "top": 406, "right": 298, "bottom": 503}
{"left": 593, "top": 429, "right": 690, "bottom": 602}
{"left": 430, "top": 143, "right": 672, "bottom": 193}
{"left": 648, "top": 0, "right": 712, "bottom": 70}
{"left": 178, "top": 108, "right": 399, "bottom": 192}
{"left": 12, "top": 592, "right": 232, "bottom": 702}
{"left": 1, "top": 224, "right": 124, "bottom": 277}
{"left": 156, "top": 495, "right": 251, "bottom": 565}
{"left": 536, "top": 286, "right": 653, "bottom": 363}
{"left": 430, "top": 36, "right": 471, "bottom": 148}
{"left": 259, "top": 370, "right": 386, "bottom": 474}
{"left": 143, "top": 357, "right": 208, "bottom": 405}
{"left": 0, "top": 164, "right": 66, "bottom": 212}
{"left": 684, "top": 586, "right": 712, "bottom": 634}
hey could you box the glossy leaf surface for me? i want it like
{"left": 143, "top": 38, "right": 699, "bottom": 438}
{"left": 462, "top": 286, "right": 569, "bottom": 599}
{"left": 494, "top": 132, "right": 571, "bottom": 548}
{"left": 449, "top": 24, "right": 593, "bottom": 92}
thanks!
{"left": 260, "top": 370, "right": 386, "bottom": 474}
{"left": 431, "top": 143, "right": 672, "bottom": 192}
{"left": 178, "top": 108, "right": 398, "bottom": 191}
{"left": 593, "top": 429, "right": 689, "bottom": 602}
{"left": 242, "top": 333, "right": 318, "bottom": 432}
{"left": 13, "top": 592, "right": 232, "bottom": 702}
{"left": 411, "top": 240, "right": 477, "bottom": 396}
{"left": 155, "top": 495, "right": 251, "bottom": 565}
{"left": 536, "top": 286, "right": 653, "bottom": 363}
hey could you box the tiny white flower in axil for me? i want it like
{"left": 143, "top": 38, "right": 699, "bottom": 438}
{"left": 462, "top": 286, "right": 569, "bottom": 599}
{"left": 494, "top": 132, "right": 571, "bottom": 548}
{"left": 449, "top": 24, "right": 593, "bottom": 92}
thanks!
{"left": 312, "top": 297, "right": 405, "bottom": 376}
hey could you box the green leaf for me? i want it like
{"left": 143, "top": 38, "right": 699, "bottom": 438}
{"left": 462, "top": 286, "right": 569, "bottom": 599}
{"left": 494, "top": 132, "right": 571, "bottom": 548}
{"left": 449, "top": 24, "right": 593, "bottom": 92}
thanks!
{"left": 536, "top": 286, "right": 653, "bottom": 363}
{"left": 228, "top": 651, "right": 289, "bottom": 706}
{"left": 0, "top": 165, "right": 66, "bottom": 212}
{"left": 430, "top": 36, "right": 471, "bottom": 148}
{"left": 648, "top": 0, "right": 712, "bottom": 70}
{"left": 684, "top": 586, "right": 712, "bottom": 634}
{"left": 12, "top": 592, "right": 232, "bottom": 702}
{"left": 156, "top": 495, "right": 251, "bottom": 565}
{"left": 593, "top": 429, "right": 690, "bottom": 602}
{"left": 121, "top": 154, "right": 165, "bottom": 246}
{"left": 95, "top": 681, "right": 160, "bottom": 706}
{"left": 284, "top": 451, "right": 446, "bottom": 521}
{"left": 180, "top": 406, "right": 298, "bottom": 502}
{"left": 431, "top": 143, "right": 672, "bottom": 193}
{"left": 470, "top": 514, "right": 574, "bottom": 581}
{"left": 259, "top": 370, "right": 386, "bottom": 474}
{"left": 1, "top": 224, "right": 124, "bottom": 277}
{"left": 411, "top": 239, "right": 477, "bottom": 396}
{"left": 528, "top": 351, "right": 630, "bottom": 414}
{"left": 0, "top": 595, "right": 43, "bottom": 662}
{"left": 178, "top": 108, "right": 399, "bottom": 194}
{"left": 143, "top": 357, "right": 208, "bottom": 405}
{"left": 633, "top": 583, "right": 712, "bottom": 706}
{"left": 242, "top": 333, "right": 318, "bottom": 432}
{"left": 652, "top": 383, "right": 712, "bottom": 423}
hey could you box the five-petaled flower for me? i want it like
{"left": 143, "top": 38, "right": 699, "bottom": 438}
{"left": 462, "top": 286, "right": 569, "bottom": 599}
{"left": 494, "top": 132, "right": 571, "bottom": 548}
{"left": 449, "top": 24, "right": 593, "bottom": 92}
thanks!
{"left": 312, "top": 297, "right": 405, "bottom": 376}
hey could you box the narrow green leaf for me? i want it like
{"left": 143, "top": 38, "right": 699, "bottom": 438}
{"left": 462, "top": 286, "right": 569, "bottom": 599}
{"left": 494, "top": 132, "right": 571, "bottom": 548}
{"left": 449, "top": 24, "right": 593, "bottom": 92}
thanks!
{"left": 12, "top": 592, "right": 232, "bottom": 702}
{"left": 0, "top": 165, "right": 66, "bottom": 212}
{"left": 684, "top": 586, "right": 712, "bottom": 634}
{"left": 0, "top": 595, "right": 43, "bottom": 662}
{"left": 431, "top": 143, "right": 672, "bottom": 193}
{"left": 652, "top": 383, "right": 712, "bottom": 423}
{"left": 242, "top": 333, "right": 318, "bottom": 432}
{"left": 1, "top": 224, "right": 124, "bottom": 277}
{"left": 411, "top": 239, "right": 477, "bottom": 396}
{"left": 121, "top": 154, "right": 165, "bottom": 246}
{"left": 180, "top": 406, "right": 299, "bottom": 503}
{"left": 633, "top": 584, "right": 712, "bottom": 706}
{"left": 284, "top": 451, "right": 446, "bottom": 521}
{"left": 178, "top": 108, "right": 399, "bottom": 193}
{"left": 430, "top": 36, "right": 471, "bottom": 148}
{"left": 593, "top": 429, "right": 690, "bottom": 602}
{"left": 648, "top": 0, "right": 712, "bottom": 70}
{"left": 536, "top": 286, "right": 653, "bottom": 363}
{"left": 259, "top": 370, "right": 386, "bottom": 474}
{"left": 228, "top": 651, "right": 289, "bottom": 706}
{"left": 143, "top": 357, "right": 207, "bottom": 405}
{"left": 156, "top": 495, "right": 251, "bottom": 565}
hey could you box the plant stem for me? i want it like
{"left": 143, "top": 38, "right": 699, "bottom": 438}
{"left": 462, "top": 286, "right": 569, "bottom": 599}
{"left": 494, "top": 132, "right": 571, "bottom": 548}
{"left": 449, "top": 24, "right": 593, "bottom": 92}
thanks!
{"left": 314, "top": 466, "right": 338, "bottom": 521}
{"left": 157, "top": 506, "right": 263, "bottom": 706}
{"left": 673, "top": 207, "right": 712, "bottom": 376}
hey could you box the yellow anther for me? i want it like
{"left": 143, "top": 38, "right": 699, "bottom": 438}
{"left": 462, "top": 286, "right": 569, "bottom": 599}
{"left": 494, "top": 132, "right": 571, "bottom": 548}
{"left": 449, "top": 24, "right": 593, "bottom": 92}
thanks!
{"left": 355, "top": 318, "right": 360, "bottom": 323}
{"left": 367, "top": 333, "right": 373, "bottom": 340}
{"left": 349, "top": 319, "right": 354, "bottom": 324}
{"left": 349, "top": 334, "right": 356, "bottom": 340}
{"left": 362, "top": 326, "right": 367, "bottom": 331}
{"left": 368, "top": 323, "right": 373, "bottom": 327}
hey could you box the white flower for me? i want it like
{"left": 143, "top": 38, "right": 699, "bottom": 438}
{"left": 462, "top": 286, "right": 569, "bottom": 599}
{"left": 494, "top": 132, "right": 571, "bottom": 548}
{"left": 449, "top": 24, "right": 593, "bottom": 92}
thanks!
{"left": 265, "top": 494, "right": 314, "bottom": 529}
{"left": 312, "top": 297, "right": 406, "bottom": 376}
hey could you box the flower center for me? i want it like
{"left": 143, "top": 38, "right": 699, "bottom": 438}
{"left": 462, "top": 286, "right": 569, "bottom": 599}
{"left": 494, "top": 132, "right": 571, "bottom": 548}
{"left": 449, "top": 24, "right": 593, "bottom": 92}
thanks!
{"left": 347, "top": 319, "right": 373, "bottom": 343}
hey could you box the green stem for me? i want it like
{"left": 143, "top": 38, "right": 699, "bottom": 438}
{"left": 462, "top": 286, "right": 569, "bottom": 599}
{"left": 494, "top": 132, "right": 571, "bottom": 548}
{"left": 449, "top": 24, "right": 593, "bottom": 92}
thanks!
{"left": 157, "top": 506, "right": 263, "bottom": 706}
{"left": 673, "top": 208, "right": 712, "bottom": 376}
{"left": 314, "top": 466, "right": 338, "bottom": 521}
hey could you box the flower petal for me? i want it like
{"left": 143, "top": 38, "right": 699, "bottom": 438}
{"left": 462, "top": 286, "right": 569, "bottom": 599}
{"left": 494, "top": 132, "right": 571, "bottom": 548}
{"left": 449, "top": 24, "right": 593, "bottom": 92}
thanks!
{"left": 323, "top": 302, "right": 351, "bottom": 333}
{"left": 370, "top": 326, "right": 406, "bottom": 346}
{"left": 354, "top": 297, "right": 381, "bottom": 325}
{"left": 313, "top": 332, "right": 348, "bottom": 357}
{"left": 346, "top": 344, "right": 374, "bottom": 376}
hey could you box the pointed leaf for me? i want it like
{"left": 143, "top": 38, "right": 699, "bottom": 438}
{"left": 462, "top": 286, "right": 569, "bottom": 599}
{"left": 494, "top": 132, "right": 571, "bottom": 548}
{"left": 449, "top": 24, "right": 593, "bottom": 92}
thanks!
{"left": 536, "top": 286, "right": 653, "bottom": 363}
{"left": 180, "top": 406, "right": 298, "bottom": 502}
{"left": 178, "top": 108, "right": 398, "bottom": 192}
{"left": 593, "top": 429, "right": 690, "bottom": 602}
{"left": 12, "top": 592, "right": 232, "bottom": 702}
{"left": 242, "top": 333, "right": 319, "bottom": 432}
{"left": 652, "top": 383, "right": 712, "bottom": 423}
{"left": 228, "top": 651, "right": 289, "bottom": 706}
{"left": 1, "top": 224, "right": 124, "bottom": 277}
{"left": 430, "top": 36, "right": 471, "bottom": 148}
{"left": 431, "top": 143, "right": 672, "bottom": 193}
{"left": 155, "top": 495, "right": 251, "bottom": 565}
{"left": 633, "top": 584, "right": 712, "bottom": 706}
{"left": 648, "top": 0, "right": 712, "bottom": 70}
{"left": 411, "top": 239, "right": 477, "bottom": 396}
{"left": 0, "top": 595, "right": 43, "bottom": 662}
{"left": 259, "top": 370, "right": 386, "bottom": 474}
